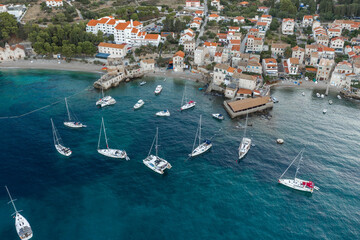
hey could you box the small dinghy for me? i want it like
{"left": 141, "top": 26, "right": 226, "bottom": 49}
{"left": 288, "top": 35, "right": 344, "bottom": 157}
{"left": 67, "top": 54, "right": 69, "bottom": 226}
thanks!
{"left": 51, "top": 118, "right": 72, "bottom": 156}
{"left": 328, "top": 100, "right": 333, "bottom": 105}
{"left": 337, "top": 95, "right": 342, "bottom": 99}
{"left": 134, "top": 99, "right": 144, "bottom": 110}
{"left": 302, "top": 92, "right": 305, "bottom": 96}
{"left": 212, "top": 113, "right": 224, "bottom": 120}
{"left": 323, "top": 109, "right": 327, "bottom": 114}
{"left": 154, "top": 85, "right": 163, "bottom": 95}
{"left": 139, "top": 81, "right": 146, "bottom": 86}
{"left": 156, "top": 110, "right": 170, "bottom": 117}
{"left": 316, "top": 93, "right": 321, "bottom": 98}
{"left": 277, "top": 139, "right": 284, "bottom": 144}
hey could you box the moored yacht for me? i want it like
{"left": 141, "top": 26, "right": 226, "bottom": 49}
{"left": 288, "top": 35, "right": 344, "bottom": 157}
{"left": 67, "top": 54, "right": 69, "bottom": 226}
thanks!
{"left": 63, "top": 98, "right": 86, "bottom": 128}
{"left": 154, "top": 85, "right": 163, "bottom": 95}
{"left": 337, "top": 95, "right": 342, "bottom": 99}
{"left": 51, "top": 118, "right": 72, "bottom": 156}
{"left": 212, "top": 113, "right": 224, "bottom": 120}
{"left": 156, "top": 110, "right": 170, "bottom": 117}
{"left": 5, "top": 186, "right": 33, "bottom": 240}
{"left": 140, "top": 81, "right": 146, "bottom": 86}
{"left": 316, "top": 93, "right": 321, "bottom": 98}
{"left": 180, "top": 85, "right": 196, "bottom": 111}
{"left": 97, "top": 117, "right": 129, "bottom": 160}
{"left": 278, "top": 149, "right": 319, "bottom": 193}
{"left": 143, "top": 127, "right": 171, "bottom": 174}
{"left": 134, "top": 99, "right": 145, "bottom": 110}
{"left": 238, "top": 113, "right": 251, "bottom": 160}
{"left": 189, "top": 115, "right": 212, "bottom": 157}
{"left": 96, "top": 88, "right": 116, "bottom": 108}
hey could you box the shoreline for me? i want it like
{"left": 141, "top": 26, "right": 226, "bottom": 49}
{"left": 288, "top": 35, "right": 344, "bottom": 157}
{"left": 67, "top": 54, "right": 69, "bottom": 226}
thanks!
{"left": 271, "top": 80, "right": 342, "bottom": 93}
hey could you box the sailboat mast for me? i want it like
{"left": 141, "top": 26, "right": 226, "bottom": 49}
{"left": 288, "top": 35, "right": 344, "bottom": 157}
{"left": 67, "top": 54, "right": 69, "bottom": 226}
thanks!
{"left": 181, "top": 86, "right": 185, "bottom": 106}
{"left": 279, "top": 149, "right": 304, "bottom": 179}
{"left": 244, "top": 113, "right": 248, "bottom": 137}
{"left": 51, "top": 118, "right": 57, "bottom": 145}
{"left": 294, "top": 151, "right": 303, "bottom": 179}
{"left": 155, "top": 127, "right": 159, "bottom": 157}
{"left": 102, "top": 118, "right": 109, "bottom": 149}
{"left": 97, "top": 118, "right": 103, "bottom": 149}
{"left": 65, "top": 98, "right": 71, "bottom": 121}
{"left": 5, "top": 186, "right": 18, "bottom": 214}
{"left": 198, "top": 115, "right": 202, "bottom": 146}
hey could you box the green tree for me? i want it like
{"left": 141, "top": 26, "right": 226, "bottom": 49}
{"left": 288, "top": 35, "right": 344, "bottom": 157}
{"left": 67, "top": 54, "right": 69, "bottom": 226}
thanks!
{"left": 0, "top": 13, "right": 18, "bottom": 42}
{"left": 280, "top": 0, "right": 297, "bottom": 15}
{"left": 284, "top": 47, "right": 292, "bottom": 58}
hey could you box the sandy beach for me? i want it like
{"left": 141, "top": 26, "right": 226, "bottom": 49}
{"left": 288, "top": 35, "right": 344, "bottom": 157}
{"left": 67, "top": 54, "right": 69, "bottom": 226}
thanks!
{"left": 0, "top": 59, "right": 105, "bottom": 73}
{"left": 145, "top": 70, "right": 207, "bottom": 82}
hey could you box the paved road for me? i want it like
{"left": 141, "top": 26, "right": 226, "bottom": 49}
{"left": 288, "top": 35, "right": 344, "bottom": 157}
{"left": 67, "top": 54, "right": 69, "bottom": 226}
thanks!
{"left": 143, "top": 17, "right": 166, "bottom": 31}
{"left": 196, "top": 0, "right": 208, "bottom": 47}
{"left": 67, "top": 1, "right": 83, "bottom": 20}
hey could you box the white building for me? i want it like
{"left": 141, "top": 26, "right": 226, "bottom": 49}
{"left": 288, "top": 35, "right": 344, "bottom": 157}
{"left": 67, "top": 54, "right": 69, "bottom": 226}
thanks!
{"left": 246, "top": 35, "right": 263, "bottom": 53}
{"left": 46, "top": 0, "right": 63, "bottom": 8}
{"left": 262, "top": 58, "right": 278, "bottom": 76}
{"left": 173, "top": 51, "right": 185, "bottom": 72}
{"left": 330, "top": 37, "right": 345, "bottom": 53}
{"left": 186, "top": 0, "right": 201, "bottom": 8}
{"left": 316, "top": 58, "right": 335, "bottom": 81}
{"left": 292, "top": 46, "right": 305, "bottom": 64}
{"left": 194, "top": 47, "right": 209, "bottom": 66}
{"left": 233, "top": 73, "right": 258, "bottom": 90}
{"left": 140, "top": 59, "right": 155, "bottom": 72}
{"left": 282, "top": 18, "right": 295, "bottom": 35}
{"left": 0, "top": 4, "right": 7, "bottom": 12}
{"left": 190, "top": 21, "right": 201, "bottom": 30}
{"left": 184, "top": 40, "right": 196, "bottom": 53}
{"left": 285, "top": 58, "right": 299, "bottom": 75}
{"left": 302, "top": 15, "right": 313, "bottom": 27}
{"left": 98, "top": 42, "right": 127, "bottom": 58}
{"left": 271, "top": 43, "right": 290, "bottom": 57}
{"left": 208, "top": 14, "right": 220, "bottom": 22}
{"left": 0, "top": 43, "right": 25, "bottom": 61}
{"left": 327, "top": 28, "right": 342, "bottom": 38}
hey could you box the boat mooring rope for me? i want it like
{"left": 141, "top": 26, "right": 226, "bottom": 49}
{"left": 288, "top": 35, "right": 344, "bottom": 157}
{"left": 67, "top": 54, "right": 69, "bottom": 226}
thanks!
{"left": 0, "top": 86, "right": 93, "bottom": 120}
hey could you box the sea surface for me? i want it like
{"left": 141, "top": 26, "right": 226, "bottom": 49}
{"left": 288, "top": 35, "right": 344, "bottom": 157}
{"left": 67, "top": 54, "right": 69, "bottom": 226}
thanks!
{"left": 0, "top": 69, "right": 359, "bottom": 240}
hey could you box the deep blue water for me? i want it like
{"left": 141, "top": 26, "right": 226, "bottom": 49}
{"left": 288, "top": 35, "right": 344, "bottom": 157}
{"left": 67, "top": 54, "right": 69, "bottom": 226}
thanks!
{"left": 0, "top": 69, "right": 359, "bottom": 240}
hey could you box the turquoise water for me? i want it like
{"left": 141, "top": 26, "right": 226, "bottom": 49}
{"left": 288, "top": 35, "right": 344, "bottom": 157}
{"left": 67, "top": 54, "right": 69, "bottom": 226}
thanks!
{"left": 0, "top": 69, "right": 359, "bottom": 239}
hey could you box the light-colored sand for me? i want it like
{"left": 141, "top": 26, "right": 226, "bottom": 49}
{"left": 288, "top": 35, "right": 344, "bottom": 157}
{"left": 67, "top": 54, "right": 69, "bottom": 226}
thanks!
{"left": 0, "top": 59, "right": 105, "bottom": 73}
{"left": 145, "top": 70, "right": 207, "bottom": 82}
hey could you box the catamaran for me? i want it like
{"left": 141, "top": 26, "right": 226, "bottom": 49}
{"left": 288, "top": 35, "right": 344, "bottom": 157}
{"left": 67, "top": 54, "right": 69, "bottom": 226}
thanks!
{"left": 143, "top": 127, "right": 172, "bottom": 174}
{"left": 278, "top": 149, "right": 320, "bottom": 193}
{"left": 156, "top": 110, "right": 170, "bottom": 117}
{"left": 63, "top": 98, "right": 86, "bottom": 128}
{"left": 96, "top": 88, "right": 116, "bottom": 108}
{"left": 51, "top": 118, "right": 72, "bottom": 156}
{"left": 154, "top": 85, "right": 163, "bottom": 95}
{"left": 180, "top": 86, "right": 196, "bottom": 111}
{"left": 134, "top": 99, "right": 145, "bottom": 110}
{"left": 97, "top": 117, "right": 129, "bottom": 160}
{"left": 5, "top": 186, "right": 33, "bottom": 240}
{"left": 238, "top": 113, "right": 251, "bottom": 160}
{"left": 189, "top": 115, "right": 212, "bottom": 157}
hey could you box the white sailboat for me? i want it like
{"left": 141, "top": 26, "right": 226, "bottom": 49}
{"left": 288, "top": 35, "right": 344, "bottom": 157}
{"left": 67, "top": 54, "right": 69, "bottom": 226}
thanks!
{"left": 278, "top": 149, "right": 319, "bottom": 193}
{"left": 5, "top": 186, "right": 33, "bottom": 240}
{"left": 96, "top": 88, "right": 116, "bottom": 108}
{"left": 238, "top": 113, "right": 251, "bottom": 160}
{"left": 143, "top": 127, "right": 172, "bottom": 174}
{"left": 189, "top": 115, "right": 212, "bottom": 157}
{"left": 97, "top": 117, "right": 129, "bottom": 160}
{"left": 63, "top": 98, "right": 86, "bottom": 128}
{"left": 180, "top": 86, "right": 196, "bottom": 111}
{"left": 51, "top": 118, "right": 72, "bottom": 156}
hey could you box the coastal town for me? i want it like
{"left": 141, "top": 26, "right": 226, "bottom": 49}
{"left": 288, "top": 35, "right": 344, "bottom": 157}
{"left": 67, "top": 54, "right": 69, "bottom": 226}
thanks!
{"left": 1, "top": 0, "right": 360, "bottom": 117}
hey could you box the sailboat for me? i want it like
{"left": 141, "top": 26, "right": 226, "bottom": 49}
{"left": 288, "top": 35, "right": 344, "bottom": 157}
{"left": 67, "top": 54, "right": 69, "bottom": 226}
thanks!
{"left": 143, "top": 127, "right": 172, "bottom": 174}
{"left": 278, "top": 149, "right": 320, "bottom": 193}
{"left": 51, "top": 118, "right": 72, "bottom": 156}
{"left": 63, "top": 98, "right": 86, "bottom": 128}
{"left": 97, "top": 117, "right": 129, "bottom": 160}
{"left": 238, "top": 113, "right": 251, "bottom": 160}
{"left": 189, "top": 115, "right": 212, "bottom": 157}
{"left": 5, "top": 186, "right": 33, "bottom": 240}
{"left": 96, "top": 88, "right": 116, "bottom": 108}
{"left": 180, "top": 86, "right": 196, "bottom": 111}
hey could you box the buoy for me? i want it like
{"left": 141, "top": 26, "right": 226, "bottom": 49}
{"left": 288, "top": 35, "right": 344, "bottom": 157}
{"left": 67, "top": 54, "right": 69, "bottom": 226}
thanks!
{"left": 277, "top": 139, "right": 284, "bottom": 144}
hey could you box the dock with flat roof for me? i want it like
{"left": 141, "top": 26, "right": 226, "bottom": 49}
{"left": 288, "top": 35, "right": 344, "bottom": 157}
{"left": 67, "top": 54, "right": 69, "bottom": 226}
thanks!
{"left": 223, "top": 96, "right": 274, "bottom": 118}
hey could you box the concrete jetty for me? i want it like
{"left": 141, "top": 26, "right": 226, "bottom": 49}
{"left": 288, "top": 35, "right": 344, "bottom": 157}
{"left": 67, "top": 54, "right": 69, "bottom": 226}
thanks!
{"left": 223, "top": 96, "right": 274, "bottom": 118}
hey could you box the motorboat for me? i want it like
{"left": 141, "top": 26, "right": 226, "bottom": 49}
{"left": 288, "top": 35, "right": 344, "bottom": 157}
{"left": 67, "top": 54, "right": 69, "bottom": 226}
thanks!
{"left": 278, "top": 149, "right": 319, "bottom": 193}
{"left": 134, "top": 99, "right": 145, "bottom": 110}
{"left": 154, "top": 85, "right": 163, "bottom": 95}
{"left": 156, "top": 110, "right": 170, "bottom": 117}
{"left": 189, "top": 115, "right": 212, "bottom": 157}
{"left": 321, "top": 94, "right": 325, "bottom": 98}
{"left": 143, "top": 127, "right": 171, "bottom": 174}
{"left": 337, "top": 95, "right": 342, "bottom": 99}
{"left": 97, "top": 117, "right": 129, "bottom": 160}
{"left": 328, "top": 100, "right": 333, "bottom": 105}
{"left": 302, "top": 92, "right": 305, "bottom": 96}
{"left": 212, "top": 113, "right": 224, "bottom": 120}
{"left": 51, "top": 118, "right": 72, "bottom": 156}
{"left": 63, "top": 98, "right": 86, "bottom": 128}
{"left": 140, "top": 81, "right": 146, "bottom": 86}
{"left": 238, "top": 113, "right": 251, "bottom": 160}
{"left": 180, "top": 85, "right": 196, "bottom": 111}
{"left": 271, "top": 96, "right": 279, "bottom": 103}
{"left": 5, "top": 186, "right": 33, "bottom": 240}
{"left": 323, "top": 109, "right": 327, "bottom": 114}
{"left": 316, "top": 93, "right": 321, "bottom": 98}
{"left": 277, "top": 139, "right": 284, "bottom": 144}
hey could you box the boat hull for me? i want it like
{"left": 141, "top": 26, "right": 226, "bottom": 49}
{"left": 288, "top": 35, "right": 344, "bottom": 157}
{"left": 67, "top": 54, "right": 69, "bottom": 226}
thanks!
{"left": 156, "top": 111, "right": 170, "bottom": 117}
{"left": 278, "top": 178, "right": 314, "bottom": 193}
{"left": 15, "top": 213, "right": 33, "bottom": 240}
{"left": 134, "top": 103, "right": 144, "bottom": 109}
{"left": 212, "top": 114, "right": 224, "bottom": 120}
{"left": 238, "top": 137, "right": 251, "bottom": 159}
{"left": 64, "top": 122, "right": 86, "bottom": 128}
{"left": 55, "top": 144, "right": 72, "bottom": 156}
{"left": 181, "top": 102, "right": 196, "bottom": 111}
{"left": 98, "top": 149, "right": 129, "bottom": 159}
{"left": 143, "top": 155, "right": 171, "bottom": 174}
{"left": 190, "top": 143, "right": 212, "bottom": 157}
